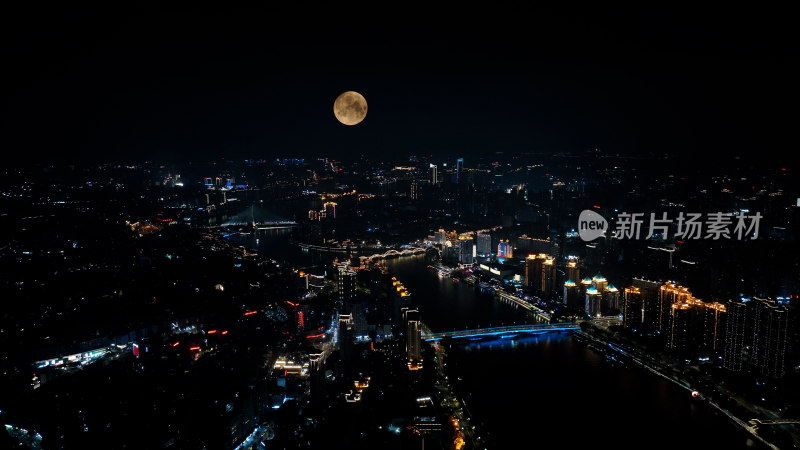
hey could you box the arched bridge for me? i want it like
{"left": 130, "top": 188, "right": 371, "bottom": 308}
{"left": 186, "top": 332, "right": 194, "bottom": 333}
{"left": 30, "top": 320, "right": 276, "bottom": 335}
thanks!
{"left": 422, "top": 323, "right": 580, "bottom": 341}
{"left": 360, "top": 247, "right": 426, "bottom": 261}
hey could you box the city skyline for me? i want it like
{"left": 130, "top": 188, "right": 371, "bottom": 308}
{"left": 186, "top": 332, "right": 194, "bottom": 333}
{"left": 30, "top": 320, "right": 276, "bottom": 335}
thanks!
{"left": 2, "top": 5, "right": 798, "bottom": 450}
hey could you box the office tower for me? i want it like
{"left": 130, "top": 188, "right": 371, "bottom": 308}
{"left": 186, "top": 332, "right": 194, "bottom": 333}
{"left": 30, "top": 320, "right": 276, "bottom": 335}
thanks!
{"left": 751, "top": 297, "right": 789, "bottom": 378}
{"left": 338, "top": 266, "right": 356, "bottom": 302}
{"left": 566, "top": 260, "right": 580, "bottom": 285}
{"left": 632, "top": 278, "right": 662, "bottom": 334}
{"left": 404, "top": 308, "right": 422, "bottom": 370}
{"left": 525, "top": 255, "right": 543, "bottom": 290}
{"left": 542, "top": 256, "right": 556, "bottom": 298}
{"left": 323, "top": 201, "right": 336, "bottom": 219}
{"left": 563, "top": 280, "right": 580, "bottom": 308}
{"left": 456, "top": 158, "right": 464, "bottom": 184}
{"left": 497, "top": 240, "right": 513, "bottom": 258}
{"left": 585, "top": 288, "right": 602, "bottom": 317}
{"left": 458, "top": 237, "right": 474, "bottom": 265}
{"left": 476, "top": 232, "right": 492, "bottom": 256}
{"left": 410, "top": 180, "right": 419, "bottom": 200}
{"left": 623, "top": 287, "right": 643, "bottom": 330}
{"left": 429, "top": 164, "right": 438, "bottom": 184}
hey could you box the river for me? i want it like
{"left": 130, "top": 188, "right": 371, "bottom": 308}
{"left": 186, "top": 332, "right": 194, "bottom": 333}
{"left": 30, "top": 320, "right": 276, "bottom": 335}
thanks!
{"left": 382, "top": 255, "right": 763, "bottom": 449}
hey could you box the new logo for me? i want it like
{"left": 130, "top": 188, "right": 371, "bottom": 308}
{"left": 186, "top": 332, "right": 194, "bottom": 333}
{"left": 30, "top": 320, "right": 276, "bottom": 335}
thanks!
{"left": 578, "top": 210, "right": 608, "bottom": 242}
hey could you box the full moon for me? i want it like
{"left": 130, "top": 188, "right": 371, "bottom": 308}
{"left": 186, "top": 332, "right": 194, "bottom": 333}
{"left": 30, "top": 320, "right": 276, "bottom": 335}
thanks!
{"left": 333, "top": 91, "right": 367, "bottom": 126}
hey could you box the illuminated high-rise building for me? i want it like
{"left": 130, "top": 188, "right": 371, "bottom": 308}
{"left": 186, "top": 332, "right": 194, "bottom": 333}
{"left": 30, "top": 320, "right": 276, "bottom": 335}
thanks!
{"left": 566, "top": 260, "right": 580, "bottom": 285}
{"left": 579, "top": 277, "right": 593, "bottom": 308}
{"left": 323, "top": 201, "right": 337, "bottom": 219}
{"left": 542, "top": 256, "right": 556, "bottom": 297}
{"left": 585, "top": 288, "right": 602, "bottom": 317}
{"left": 592, "top": 274, "right": 608, "bottom": 293}
{"left": 433, "top": 229, "right": 448, "bottom": 246}
{"left": 338, "top": 266, "right": 356, "bottom": 302}
{"left": 623, "top": 287, "right": 643, "bottom": 330}
{"left": 665, "top": 289, "right": 727, "bottom": 356}
{"left": 723, "top": 300, "right": 747, "bottom": 371}
{"left": 525, "top": 254, "right": 543, "bottom": 290}
{"left": 476, "top": 232, "right": 492, "bottom": 255}
{"left": 659, "top": 283, "right": 692, "bottom": 333}
{"left": 309, "top": 352, "right": 325, "bottom": 401}
{"left": 458, "top": 237, "right": 474, "bottom": 265}
{"left": 455, "top": 158, "right": 464, "bottom": 184}
{"left": 497, "top": 240, "right": 513, "bottom": 258}
{"left": 293, "top": 302, "right": 310, "bottom": 333}
{"left": 410, "top": 180, "right": 419, "bottom": 200}
{"left": 700, "top": 301, "right": 726, "bottom": 353}
{"left": 604, "top": 285, "right": 620, "bottom": 311}
{"left": 338, "top": 314, "right": 354, "bottom": 378}
{"left": 524, "top": 253, "right": 554, "bottom": 297}
{"left": 751, "top": 297, "right": 788, "bottom": 378}
{"left": 429, "top": 164, "right": 438, "bottom": 184}
{"left": 404, "top": 308, "right": 422, "bottom": 370}
{"left": 632, "top": 278, "right": 662, "bottom": 334}
{"left": 563, "top": 280, "right": 579, "bottom": 308}
{"left": 668, "top": 302, "right": 697, "bottom": 351}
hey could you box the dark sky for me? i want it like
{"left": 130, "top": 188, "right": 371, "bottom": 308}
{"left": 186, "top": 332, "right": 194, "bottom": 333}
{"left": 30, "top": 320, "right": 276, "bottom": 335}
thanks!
{"left": 1, "top": 5, "right": 794, "bottom": 165}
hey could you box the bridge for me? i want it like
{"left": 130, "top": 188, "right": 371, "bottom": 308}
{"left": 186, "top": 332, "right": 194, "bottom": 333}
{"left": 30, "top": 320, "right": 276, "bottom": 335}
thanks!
{"left": 749, "top": 419, "right": 800, "bottom": 427}
{"left": 494, "top": 290, "right": 551, "bottom": 323}
{"left": 220, "top": 221, "right": 298, "bottom": 230}
{"left": 360, "top": 247, "right": 426, "bottom": 261}
{"left": 422, "top": 322, "right": 580, "bottom": 341}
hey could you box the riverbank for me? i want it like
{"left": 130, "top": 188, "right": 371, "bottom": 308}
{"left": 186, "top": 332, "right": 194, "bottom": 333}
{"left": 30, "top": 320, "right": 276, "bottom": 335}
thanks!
{"left": 427, "top": 329, "right": 486, "bottom": 449}
{"left": 575, "top": 328, "right": 779, "bottom": 450}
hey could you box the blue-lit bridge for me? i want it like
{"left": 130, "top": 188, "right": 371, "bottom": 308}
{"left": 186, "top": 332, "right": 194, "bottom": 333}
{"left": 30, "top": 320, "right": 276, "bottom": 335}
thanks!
{"left": 422, "top": 322, "right": 580, "bottom": 341}
{"left": 220, "top": 221, "right": 298, "bottom": 230}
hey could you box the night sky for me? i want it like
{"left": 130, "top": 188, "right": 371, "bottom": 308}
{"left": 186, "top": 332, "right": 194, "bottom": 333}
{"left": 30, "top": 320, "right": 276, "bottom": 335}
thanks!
{"left": 1, "top": 5, "right": 794, "bottom": 165}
